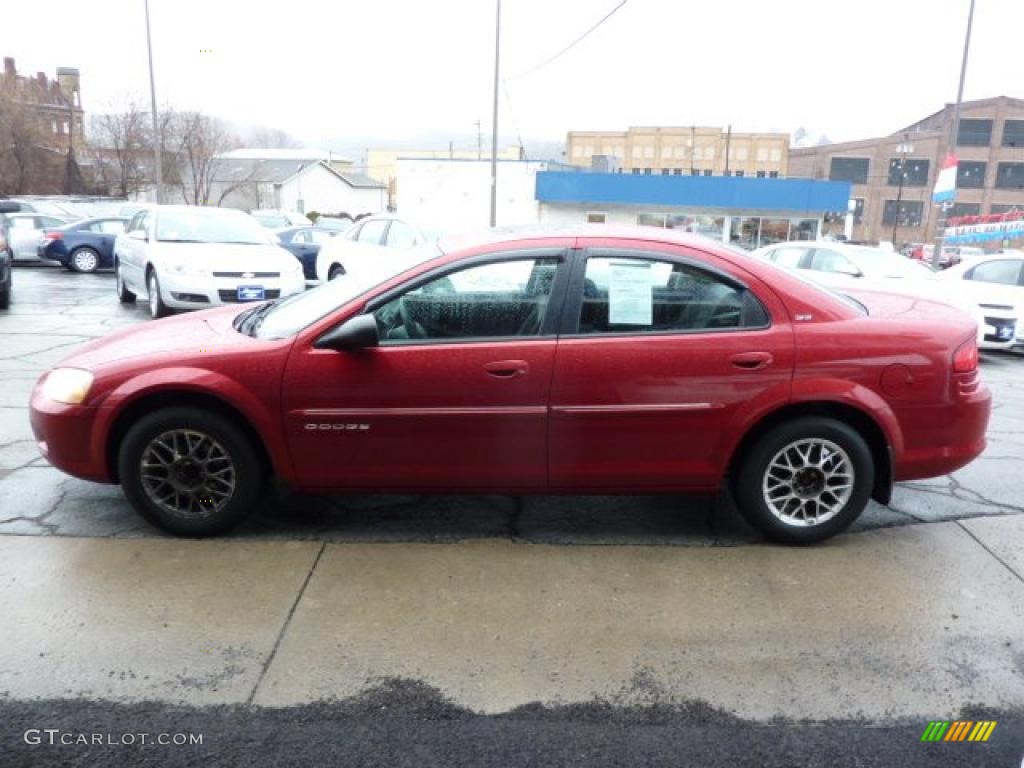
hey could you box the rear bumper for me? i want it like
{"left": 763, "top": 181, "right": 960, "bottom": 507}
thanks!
{"left": 893, "top": 382, "right": 991, "bottom": 481}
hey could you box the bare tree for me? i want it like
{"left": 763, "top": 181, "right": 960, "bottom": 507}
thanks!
{"left": 87, "top": 99, "right": 152, "bottom": 197}
{"left": 162, "top": 110, "right": 242, "bottom": 206}
{"left": 247, "top": 125, "right": 302, "bottom": 149}
{"left": 0, "top": 78, "right": 48, "bottom": 195}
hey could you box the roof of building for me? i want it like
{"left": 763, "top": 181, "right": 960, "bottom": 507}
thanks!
{"left": 535, "top": 171, "right": 850, "bottom": 213}
{"left": 210, "top": 158, "right": 384, "bottom": 189}
{"left": 219, "top": 148, "right": 353, "bottom": 164}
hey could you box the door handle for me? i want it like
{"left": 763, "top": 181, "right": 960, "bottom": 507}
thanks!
{"left": 484, "top": 360, "right": 529, "bottom": 378}
{"left": 729, "top": 351, "right": 773, "bottom": 370}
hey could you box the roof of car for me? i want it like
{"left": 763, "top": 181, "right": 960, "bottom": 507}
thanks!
{"left": 437, "top": 224, "right": 731, "bottom": 255}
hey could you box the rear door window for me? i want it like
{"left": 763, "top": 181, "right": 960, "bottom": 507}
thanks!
{"left": 356, "top": 219, "right": 388, "bottom": 245}
{"left": 966, "top": 259, "right": 1024, "bottom": 286}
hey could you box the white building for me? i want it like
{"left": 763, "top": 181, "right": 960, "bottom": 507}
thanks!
{"left": 396, "top": 158, "right": 551, "bottom": 231}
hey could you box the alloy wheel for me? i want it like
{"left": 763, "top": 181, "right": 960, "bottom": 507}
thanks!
{"left": 139, "top": 429, "right": 236, "bottom": 518}
{"left": 761, "top": 438, "right": 853, "bottom": 527}
{"left": 72, "top": 249, "right": 98, "bottom": 272}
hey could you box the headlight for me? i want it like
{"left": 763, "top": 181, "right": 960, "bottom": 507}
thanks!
{"left": 42, "top": 368, "right": 94, "bottom": 405}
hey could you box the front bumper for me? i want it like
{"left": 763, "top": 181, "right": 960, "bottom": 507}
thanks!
{"left": 159, "top": 272, "right": 305, "bottom": 309}
{"left": 29, "top": 387, "right": 110, "bottom": 483}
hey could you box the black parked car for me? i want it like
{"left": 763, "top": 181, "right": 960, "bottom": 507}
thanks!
{"left": 274, "top": 226, "right": 336, "bottom": 283}
{"left": 38, "top": 216, "right": 130, "bottom": 272}
{"left": 0, "top": 201, "right": 22, "bottom": 308}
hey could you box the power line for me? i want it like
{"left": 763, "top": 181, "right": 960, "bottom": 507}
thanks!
{"left": 508, "top": 0, "right": 629, "bottom": 80}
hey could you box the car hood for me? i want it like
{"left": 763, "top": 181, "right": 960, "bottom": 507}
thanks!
{"left": 153, "top": 241, "right": 296, "bottom": 271}
{"left": 56, "top": 305, "right": 248, "bottom": 371}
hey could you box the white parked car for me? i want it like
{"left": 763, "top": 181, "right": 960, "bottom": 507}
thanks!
{"left": 939, "top": 253, "right": 1024, "bottom": 348}
{"left": 5, "top": 212, "right": 73, "bottom": 261}
{"left": 315, "top": 214, "right": 439, "bottom": 283}
{"left": 114, "top": 205, "right": 306, "bottom": 319}
{"left": 751, "top": 241, "right": 1019, "bottom": 350}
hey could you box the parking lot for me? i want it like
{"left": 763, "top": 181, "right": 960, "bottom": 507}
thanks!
{"left": 2, "top": 265, "right": 1024, "bottom": 766}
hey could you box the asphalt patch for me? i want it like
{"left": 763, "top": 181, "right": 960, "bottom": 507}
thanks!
{"left": 1, "top": 678, "right": 1021, "bottom": 768}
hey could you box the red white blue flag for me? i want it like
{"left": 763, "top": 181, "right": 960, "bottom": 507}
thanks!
{"left": 933, "top": 153, "right": 958, "bottom": 203}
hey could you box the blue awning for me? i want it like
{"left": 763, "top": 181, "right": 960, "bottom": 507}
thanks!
{"left": 535, "top": 171, "right": 850, "bottom": 214}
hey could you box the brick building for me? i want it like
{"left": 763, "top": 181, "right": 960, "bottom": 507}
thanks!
{"left": 788, "top": 96, "right": 1024, "bottom": 245}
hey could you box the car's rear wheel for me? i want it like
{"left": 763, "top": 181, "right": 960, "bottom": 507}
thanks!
{"left": 733, "top": 417, "right": 873, "bottom": 544}
{"left": 147, "top": 270, "right": 171, "bottom": 318}
{"left": 328, "top": 263, "right": 345, "bottom": 281}
{"left": 116, "top": 261, "right": 136, "bottom": 303}
{"left": 70, "top": 247, "right": 100, "bottom": 273}
{"left": 118, "top": 407, "right": 263, "bottom": 536}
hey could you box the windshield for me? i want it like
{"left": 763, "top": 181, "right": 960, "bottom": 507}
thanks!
{"left": 250, "top": 243, "right": 443, "bottom": 339}
{"left": 252, "top": 213, "right": 291, "bottom": 228}
{"left": 155, "top": 208, "right": 272, "bottom": 244}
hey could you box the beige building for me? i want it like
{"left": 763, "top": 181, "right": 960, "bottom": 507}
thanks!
{"left": 789, "top": 96, "right": 1024, "bottom": 245}
{"left": 367, "top": 146, "right": 523, "bottom": 210}
{"left": 566, "top": 126, "right": 789, "bottom": 178}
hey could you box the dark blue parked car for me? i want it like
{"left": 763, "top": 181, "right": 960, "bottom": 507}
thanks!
{"left": 274, "top": 226, "right": 336, "bottom": 283}
{"left": 38, "top": 217, "right": 130, "bottom": 273}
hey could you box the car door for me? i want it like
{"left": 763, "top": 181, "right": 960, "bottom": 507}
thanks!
{"left": 281, "top": 249, "right": 569, "bottom": 489}
{"left": 548, "top": 245, "right": 794, "bottom": 489}
{"left": 9, "top": 217, "right": 42, "bottom": 260}
{"left": 118, "top": 211, "right": 150, "bottom": 291}
{"left": 90, "top": 219, "right": 126, "bottom": 261}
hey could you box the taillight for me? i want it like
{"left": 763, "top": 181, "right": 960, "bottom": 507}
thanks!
{"left": 43, "top": 231, "right": 63, "bottom": 241}
{"left": 953, "top": 338, "right": 978, "bottom": 373}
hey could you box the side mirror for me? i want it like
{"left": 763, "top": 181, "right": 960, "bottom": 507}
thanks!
{"left": 835, "top": 264, "right": 862, "bottom": 278}
{"left": 127, "top": 229, "right": 147, "bottom": 241}
{"left": 314, "top": 314, "right": 380, "bottom": 351}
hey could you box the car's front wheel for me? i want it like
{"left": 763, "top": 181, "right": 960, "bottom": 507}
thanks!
{"left": 147, "top": 270, "right": 171, "bottom": 318}
{"left": 118, "top": 407, "right": 263, "bottom": 536}
{"left": 328, "top": 263, "right": 345, "bottom": 281}
{"left": 732, "top": 417, "right": 874, "bottom": 544}
{"left": 70, "top": 247, "right": 100, "bottom": 273}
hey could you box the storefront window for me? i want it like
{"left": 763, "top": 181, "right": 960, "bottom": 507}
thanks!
{"left": 729, "top": 217, "right": 760, "bottom": 250}
{"left": 790, "top": 219, "right": 819, "bottom": 241}
{"left": 667, "top": 214, "right": 724, "bottom": 240}
{"left": 637, "top": 213, "right": 667, "bottom": 228}
{"left": 759, "top": 219, "right": 790, "bottom": 247}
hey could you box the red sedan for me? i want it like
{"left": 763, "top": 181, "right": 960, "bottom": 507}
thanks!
{"left": 29, "top": 228, "right": 991, "bottom": 543}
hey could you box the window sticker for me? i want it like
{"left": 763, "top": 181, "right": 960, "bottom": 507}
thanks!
{"left": 608, "top": 260, "right": 653, "bottom": 325}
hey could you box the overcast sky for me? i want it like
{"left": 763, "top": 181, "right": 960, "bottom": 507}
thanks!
{"left": 6, "top": 0, "right": 1023, "bottom": 151}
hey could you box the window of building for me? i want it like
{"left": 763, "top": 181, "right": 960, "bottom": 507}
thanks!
{"left": 1002, "top": 120, "right": 1024, "bottom": 148}
{"left": 584, "top": 145, "right": 594, "bottom": 157}
{"left": 734, "top": 148, "right": 748, "bottom": 161}
{"left": 949, "top": 203, "right": 981, "bottom": 218}
{"left": 703, "top": 169, "right": 712, "bottom": 176}
{"left": 643, "top": 146, "right": 654, "bottom": 159}
{"left": 644, "top": 168, "right": 652, "bottom": 175}
{"left": 829, "top": 157, "right": 869, "bottom": 184}
{"left": 770, "top": 148, "right": 782, "bottom": 162}
{"left": 756, "top": 171, "right": 766, "bottom": 178}
{"left": 852, "top": 198, "right": 865, "bottom": 224}
{"left": 691, "top": 169, "right": 700, "bottom": 176}
{"left": 957, "top": 119, "right": 993, "bottom": 147}
{"left": 882, "top": 200, "right": 924, "bottom": 227}
{"left": 995, "top": 163, "right": 1024, "bottom": 189}
{"left": 373, "top": 258, "right": 560, "bottom": 343}
{"left": 673, "top": 146, "right": 687, "bottom": 159}
{"left": 661, "top": 169, "right": 670, "bottom": 175}
{"left": 990, "top": 204, "right": 1024, "bottom": 215}
{"left": 666, "top": 215, "right": 724, "bottom": 239}
{"left": 723, "top": 170, "right": 731, "bottom": 177}
{"left": 572, "top": 145, "right": 583, "bottom": 158}
{"left": 632, "top": 146, "right": 643, "bottom": 159}
{"left": 957, "top": 161, "right": 987, "bottom": 189}
{"left": 661, "top": 146, "right": 673, "bottom": 160}
{"left": 637, "top": 213, "right": 667, "bottom": 228}
{"left": 631, "top": 169, "right": 641, "bottom": 175}
{"left": 51, "top": 120, "right": 58, "bottom": 134}
{"left": 673, "top": 169, "right": 682, "bottom": 175}
{"left": 768, "top": 171, "right": 779, "bottom": 178}
{"left": 887, "top": 158, "right": 930, "bottom": 186}
{"left": 62, "top": 121, "right": 70, "bottom": 135}
{"left": 728, "top": 217, "right": 760, "bottom": 249}
{"left": 734, "top": 170, "right": 745, "bottom": 177}
{"left": 756, "top": 148, "right": 768, "bottom": 162}
{"left": 759, "top": 219, "right": 790, "bottom": 247}
{"left": 576, "top": 257, "right": 765, "bottom": 335}
{"left": 586, "top": 212, "right": 607, "bottom": 224}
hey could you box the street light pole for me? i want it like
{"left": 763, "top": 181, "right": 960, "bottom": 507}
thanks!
{"left": 892, "top": 135, "right": 913, "bottom": 245}
{"left": 930, "top": 0, "right": 976, "bottom": 269}
{"left": 144, "top": 0, "right": 162, "bottom": 204}
{"left": 489, "top": 0, "right": 501, "bottom": 227}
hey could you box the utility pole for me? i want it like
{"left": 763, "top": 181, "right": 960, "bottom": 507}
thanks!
{"left": 931, "top": 0, "right": 975, "bottom": 269}
{"left": 724, "top": 124, "right": 732, "bottom": 175}
{"left": 144, "top": 0, "right": 162, "bottom": 204}
{"left": 475, "top": 121, "right": 482, "bottom": 160}
{"left": 690, "top": 125, "right": 695, "bottom": 175}
{"left": 489, "top": 0, "right": 501, "bottom": 227}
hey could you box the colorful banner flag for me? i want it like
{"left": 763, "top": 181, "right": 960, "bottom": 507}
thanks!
{"left": 933, "top": 153, "right": 958, "bottom": 204}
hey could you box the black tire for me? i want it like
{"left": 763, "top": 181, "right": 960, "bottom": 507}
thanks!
{"left": 732, "top": 417, "right": 874, "bottom": 545}
{"left": 147, "top": 269, "right": 171, "bottom": 318}
{"left": 118, "top": 407, "right": 263, "bottom": 536}
{"left": 116, "top": 260, "right": 136, "bottom": 303}
{"left": 328, "top": 263, "right": 345, "bottom": 281}
{"left": 70, "top": 247, "right": 101, "bottom": 273}
{"left": 0, "top": 286, "right": 9, "bottom": 309}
